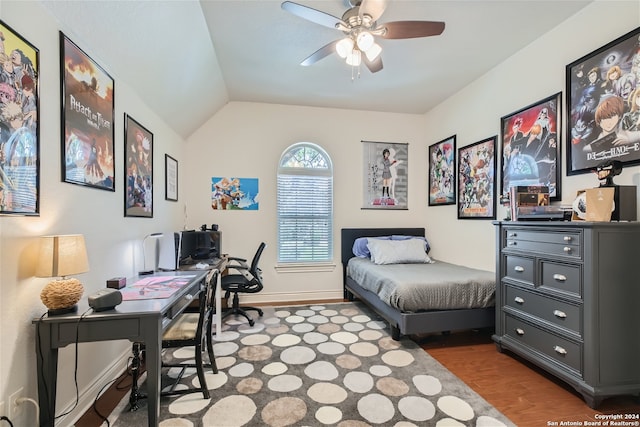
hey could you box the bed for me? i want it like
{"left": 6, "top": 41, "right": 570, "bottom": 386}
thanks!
{"left": 341, "top": 227, "right": 496, "bottom": 340}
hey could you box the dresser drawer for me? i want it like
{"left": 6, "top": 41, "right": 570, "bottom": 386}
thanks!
{"left": 504, "top": 255, "right": 534, "bottom": 286}
{"left": 505, "top": 314, "right": 582, "bottom": 374}
{"left": 505, "top": 239, "right": 581, "bottom": 259}
{"left": 504, "top": 229, "right": 581, "bottom": 246}
{"left": 540, "top": 261, "right": 582, "bottom": 299}
{"left": 505, "top": 285, "right": 582, "bottom": 336}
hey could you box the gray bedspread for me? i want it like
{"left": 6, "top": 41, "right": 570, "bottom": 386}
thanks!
{"left": 347, "top": 257, "right": 495, "bottom": 312}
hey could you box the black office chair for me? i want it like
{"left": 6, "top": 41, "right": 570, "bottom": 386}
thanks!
{"left": 221, "top": 242, "right": 266, "bottom": 327}
{"left": 129, "top": 269, "right": 218, "bottom": 407}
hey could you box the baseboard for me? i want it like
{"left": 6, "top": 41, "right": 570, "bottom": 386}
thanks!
{"left": 59, "top": 348, "right": 131, "bottom": 426}
{"left": 234, "top": 289, "right": 344, "bottom": 304}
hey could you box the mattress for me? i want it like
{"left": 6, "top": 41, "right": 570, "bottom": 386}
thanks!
{"left": 346, "top": 257, "right": 495, "bottom": 312}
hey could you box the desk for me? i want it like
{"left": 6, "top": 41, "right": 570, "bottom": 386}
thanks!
{"left": 33, "top": 270, "right": 208, "bottom": 427}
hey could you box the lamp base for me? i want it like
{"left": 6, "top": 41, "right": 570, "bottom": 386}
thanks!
{"left": 40, "top": 278, "right": 84, "bottom": 314}
{"left": 47, "top": 305, "right": 78, "bottom": 316}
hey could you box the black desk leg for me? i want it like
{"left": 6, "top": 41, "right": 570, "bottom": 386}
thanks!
{"left": 35, "top": 322, "right": 58, "bottom": 427}
{"left": 129, "top": 342, "right": 145, "bottom": 411}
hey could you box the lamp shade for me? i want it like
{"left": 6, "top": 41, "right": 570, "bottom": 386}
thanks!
{"left": 36, "top": 234, "right": 89, "bottom": 278}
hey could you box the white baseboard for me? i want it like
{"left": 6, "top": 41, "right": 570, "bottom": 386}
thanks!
{"left": 59, "top": 348, "right": 131, "bottom": 426}
{"left": 237, "top": 289, "right": 344, "bottom": 304}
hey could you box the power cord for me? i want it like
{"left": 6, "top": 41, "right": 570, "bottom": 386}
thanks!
{"left": 0, "top": 416, "right": 14, "bottom": 426}
{"left": 91, "top": 358, "right": 133, "bottom": 427}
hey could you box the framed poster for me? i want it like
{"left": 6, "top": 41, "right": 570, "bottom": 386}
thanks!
{"left": 500, "top": 92, "right": 562, "bottom": 202}
{"left": 362, "top": 140, "right": 408, "bottom": 209}
{"left": 60, "top": 32, "right": 115, "bottom": 190}
{"left": 211, "top": 177, "right": 259, "bottom": 210}
{"left": 0, "top": 20, "right": 40, "bottom": 215}
{"left": 457, "top": 136, "right": 496, "bottom": 219}
{"left": 428, "top": 135, "right": 456, "bottom": 206}
{"left": 566, "top": 27, "right": 640, "bottom": 175}
{"left": 124, "top": 114, "right": 153, "bottom": 217}
{"left": 165, "top": 154, "right": 178, "bottom": 201}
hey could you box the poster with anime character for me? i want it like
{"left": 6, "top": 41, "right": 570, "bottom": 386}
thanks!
{"left": 428, "top": 135, "right": 456, "bottom": 206}
{"left": 211, "top": 177, "right": 259, "bottom": 210}
{"left": 567, "top": 27, "right": 640, "bottom": 175}
{"left": 458, "top": 136, "right": 496, "bottom": 219}
{"left": 124, "top": 114, "right": 153, "bottom": 218}
{"left": 0, "top": 20, "right": 39, "bottom": 215}
{"left": 362, "top": 140, "right": 408, "bottom": 210}
{"left": 60, "top": 32, "right": 114, "bottom": 191}
{"left": 500, "top": 93, "right": 561, "bottom": 202}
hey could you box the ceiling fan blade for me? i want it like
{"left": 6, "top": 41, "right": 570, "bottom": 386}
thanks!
{"left": 300, "top": 40, "right": 339, "bottom": 66}
{"left": 358, "top": 0, "right": 388, "bottom": 22}
{"left": 380, "top": 21, "right": 445, "bottom": 39}
{"left": 363, "top": 54, "right": 383, "bottom": 73}
{"left": 281, "top": 1, "right": 347, "bottom": 30}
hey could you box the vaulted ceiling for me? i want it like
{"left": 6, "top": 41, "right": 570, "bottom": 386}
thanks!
{"left": 39, "top": 0, "right": 592, "bottom": 139}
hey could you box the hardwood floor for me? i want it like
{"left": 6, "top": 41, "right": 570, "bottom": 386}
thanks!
{"left": 77, "top": 310, "right": 640, "bottom": 427}
{"left": 420, "top": 328, "right": 640, "bottom": 427}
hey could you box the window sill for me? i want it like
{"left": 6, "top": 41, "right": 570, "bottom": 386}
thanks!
{"left": 274, "top": 262, "right": 336, "bottom": 273}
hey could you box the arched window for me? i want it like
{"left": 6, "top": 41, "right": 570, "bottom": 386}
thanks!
{"left": 277, "top": 142, "right": 333, "bottom": 263}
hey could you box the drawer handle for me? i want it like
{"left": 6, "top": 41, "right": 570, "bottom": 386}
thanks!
{"left": 563, "top": 236, "right": 572, "bottom": 242}
{"left": 554, "top": 345, "right": 567, "bottom": 355}
{"left": 508, "top": 232, "right": 517, "bottom": 238}
{"left": 514, "top": 265, "right": 525, "bottom": 272}
{"left": 553, "top": 310, "right": 567, "bottom": 319}
{"left": 508, "top": 241, "right": 517, "bottom": 246}
{"left": 553, "top": 274, "right": 567, "bottom": 282}
{"left": 514, "top": 296, "right": 525, "bottom": 304}
{"left": 515, "top": 328, "right": 525, "bottom": 336}
{"left": 563, "top": 247, "right": 572, "bottom": 253}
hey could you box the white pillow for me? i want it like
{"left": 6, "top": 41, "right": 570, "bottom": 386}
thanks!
{"left": 367, "top": 238, "right": 432, "bottom": 265}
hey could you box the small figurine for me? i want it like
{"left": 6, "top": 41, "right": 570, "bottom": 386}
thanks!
{"left": 595, "top": 159, "right": 622, "bottom": 187}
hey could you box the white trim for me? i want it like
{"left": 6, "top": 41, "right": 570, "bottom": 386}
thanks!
{"left": 274, "top": 262, "right": 336, "bottom": 273}
{"left": 239, "top": 289, "right": 344, "bottom": 304}
{"left": 64, "top": 348, "right": 131, "bottom": 426}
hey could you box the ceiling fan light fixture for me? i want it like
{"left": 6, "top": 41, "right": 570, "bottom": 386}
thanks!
{"left": 346, "top": 49, "right": 361, "bottom": 66}
{"left": 365, "top": 43, "right": 382, "bottom": 61}
{"left": 336, "top": 37, "right": 354, "bottom": 58}
{"left": 356, "top": 31, "right": 374, "bottom": 51}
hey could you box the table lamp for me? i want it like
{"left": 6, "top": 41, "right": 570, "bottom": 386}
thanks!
{"left": 36, "top": 234, "right": 90, "bottom": 315}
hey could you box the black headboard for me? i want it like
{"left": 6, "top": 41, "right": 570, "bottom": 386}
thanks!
{"left": 340, "top": 227, "right": 426, "bottom": 268}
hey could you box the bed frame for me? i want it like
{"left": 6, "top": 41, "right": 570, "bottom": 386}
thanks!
{"left": 341, "top": 227, "right": 495, "bottom": 340}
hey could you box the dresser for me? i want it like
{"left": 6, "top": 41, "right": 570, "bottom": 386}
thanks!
{"left": 493, "top": 221, "right": 640, "bottom": 408}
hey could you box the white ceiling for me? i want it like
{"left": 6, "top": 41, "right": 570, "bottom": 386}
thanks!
{"left": 39, "top": 0, "right": 592, "bottom": 139}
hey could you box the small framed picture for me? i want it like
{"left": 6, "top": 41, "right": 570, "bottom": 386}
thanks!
{"left": 124, "top": 114, "right": 153, "bottom": 218}
{"left": 60, "top": 32, "right": 115, "bottom": 191}
{"left": 428, "top": 135, "right": 456, "bottom": 206}
{"left": 500, "top": 92, "right": 562, "bottom": 202}
{"left": 457, "top": 136, "right": 497, "bottom": 219}
{"left": 566, "top": 27, "right": 640, "bottom": 175}
{"left": 165, "top": 154, "right": 178, "bottom": 202}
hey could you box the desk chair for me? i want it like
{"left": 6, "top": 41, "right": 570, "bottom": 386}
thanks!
{"left": 221, "top": 242, "right": 266, "bottom": 327}
{"left": 130, "top": 269, "right": 218, "bottom": 406}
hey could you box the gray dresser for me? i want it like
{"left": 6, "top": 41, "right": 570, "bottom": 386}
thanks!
{"left": 493, "top": 221, "right": 640, "bottom": 408}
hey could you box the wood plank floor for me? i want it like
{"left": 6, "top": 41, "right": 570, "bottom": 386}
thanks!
{"left": 77, "top": 315, "right": 640, "bottom": 426}
{"left": 420, "top": 328, "right": 640, "bottom": 427}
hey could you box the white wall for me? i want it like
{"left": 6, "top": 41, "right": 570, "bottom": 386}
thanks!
{"left": 0, "top": 2, "right": 187, "bottom": 425}
{"left": 186, "top": 0, "right": 640, "bottom": 305}
{"left": 422, "top": 0, "right": 640, "bottom": 266}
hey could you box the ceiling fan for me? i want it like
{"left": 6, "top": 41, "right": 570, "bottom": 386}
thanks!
{"left": 281, "top": 0, "right": 445, "bottom": 73}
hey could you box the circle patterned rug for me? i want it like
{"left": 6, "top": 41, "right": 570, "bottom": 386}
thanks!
{"left": 110, "top": 302, "right": 514, "bottom": 426}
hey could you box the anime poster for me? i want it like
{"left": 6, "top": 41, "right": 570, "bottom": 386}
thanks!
{"left": 500, "top": 93, "right": 561, "bottom": 201}
{"left": 124, "top": 114, "right": 153, "bottom": 218}
{"left": 0, "top": 20, "right": 39, "bottom": 215}
{"left": 567, "top": 27, "right": 640, "bottom": 174}
{"left": 60, "top": 32, "right": 114, "bottom": 191}
{"left": 458, "top": 136, "right": 496, "bottom": 219}
{"left": 211, "top": 177, "right": 259, "bottom": 210}
{"left": 362, "top": 140, "right": 408, "bottom": 209}
{"left": 428, "top": 135, "right": 456, "bottom": 206}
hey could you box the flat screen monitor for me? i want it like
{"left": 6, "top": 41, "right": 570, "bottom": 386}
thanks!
{"left": 180, "top": 231, "right": 213, "bottom": 263}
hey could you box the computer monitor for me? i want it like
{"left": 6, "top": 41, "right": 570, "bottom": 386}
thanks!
{"left": 179, "top": 230, "right": 219, "bottom": 263}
